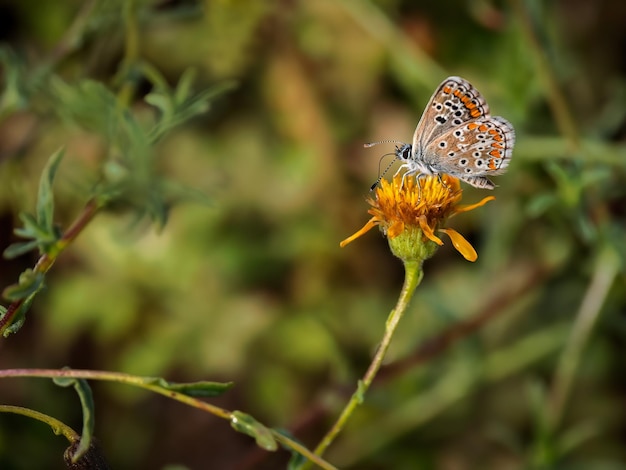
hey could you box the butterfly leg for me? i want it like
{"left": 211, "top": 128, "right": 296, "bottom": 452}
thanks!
{"left": 436, "top": 173, "right": 451, "bottom": 192}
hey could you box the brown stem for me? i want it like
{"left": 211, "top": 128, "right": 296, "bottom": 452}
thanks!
{"left": 0, "top": 199, "right": 101, "bottom": 336}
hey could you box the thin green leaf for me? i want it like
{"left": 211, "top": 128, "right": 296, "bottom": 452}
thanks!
{"left": 53, "top": 374, "right": 95, "bottom": 463}
{"left": 173, "top": 68, "right": 197, "bottom": 105}
{"left": 2, "top": 269, "right": 45, "bottom": 302}
{"left": 230, "top": 411, "right": 278, "bottom": 452}
{"left": 3, "top": 240, "right": 41, "bottom": 259}
{"left": 145, "top": 92, "right": 173, "bottom": 116}
{"left": 15, "top": 212, "right": 45, "bottom": 238}
{"left": 36, "top": 148, "right": 64, "bottom": 234}
{"left": 139, "top": 61, "right": 170, "bottom": 92}
{"left": 144, "top": 377, "right": 234, "bottom": 398}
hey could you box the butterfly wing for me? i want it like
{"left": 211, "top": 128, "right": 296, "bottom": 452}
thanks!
{"left": 421, "top": 116, "right": 516, "bottom": 188}
{"left": 411, "top": 76, "right": 491, "bottom": 153}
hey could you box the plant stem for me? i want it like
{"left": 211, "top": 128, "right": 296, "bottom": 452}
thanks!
{"left": 547, "top": 247, "right": 619, "bottom": 432}
{"left": 0, "top": 404, "right": 79, "bottom": 442}
{"left": 310, "top": 260, "right": 423, "bottom": 463}
{"left": 0, "top": 199, "right": 101, "bottom": 336}
{"left": 0, "top": 368, "right": 335, "bottom": 470}
{"left": 508, "top": 0, "right": 580, "bottom": 153}
{"left": 117, "top": 0, "right": 141, "bottom": 107}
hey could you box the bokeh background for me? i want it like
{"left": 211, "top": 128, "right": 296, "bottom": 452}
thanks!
{"left": 1, "top": 1, "right": 626, "bottom": 469}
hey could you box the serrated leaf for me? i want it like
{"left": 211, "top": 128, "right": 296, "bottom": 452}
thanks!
{"left": 52, "top": 374, "right": 95, "bottom": 463}
{"left": 37, "top": 148, "right": 64, "bottom": 234}
{"left": 143, "top": 377, "right": 233, "bottom": 397}
{"left": 3, "top": 240, "right": 41, "bottom": 259}
{"left": 2, "top": 269, "right": 45, "bottom": 301}
{"left": 230, "top": 411, "right": 278, "bottom": 451}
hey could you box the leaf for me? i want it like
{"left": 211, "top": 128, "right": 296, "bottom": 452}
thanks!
{"left": 2, "top": 296, "right": 34, "bottom": 337}
{"left": 15, "top": 212, "right": 45, "bottom": 239}
{"left": 53, "top": 374, "right": 95, "bottom": 463}
{"left": 2, "top": 269, "right": 45, "bottom": 302}
{"left": 230, "top": 410, "right": 278, "bottom": 451}
{"left": 36, "top": 148, "right": 64, "bottom": 234}
{"left": 143, "top": 377, "right": 234, "bottom": 398}
{"left": 174, "top": 68, "right": 197, "bottom": 104}
{"left": 3, "top": 240, "right": 41, "bottom": 259}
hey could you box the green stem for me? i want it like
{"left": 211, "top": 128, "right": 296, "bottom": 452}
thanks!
{"left": 0, "top": 404, "right": 79, "bottom": 442}
{"left": 547, "top": 247, "right": 618, "bottom": 432}
{"left": 310, "top": 260, "right": 423, "bottom": 463}
{"left": 0, "top": 368, "right": 335, "bottom": 470}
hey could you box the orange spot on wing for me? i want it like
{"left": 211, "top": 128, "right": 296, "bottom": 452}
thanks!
{"left": 467, "top": 122, "right": 479, "bottom": 130}
{"left": 470, "top": 109, "right": 481, "bottom": 118}
{"left": 493, "top": 134, "right": 503, "bottom": 141}
{"left": 489, "top": 150, "right": 501, "bottom": 158}
{"left": 491, "top": 142, "right": 503, "bottom": 148}
{"left": 488, "top": 160, "right": 497, "bottom": 170}
{"left": 443, "top": 86, "right": 452, "bottom": 93}
{"left": 479, "top": 124, "right": 488, "bottom": 132}
{"left": 488, "top": 129, "right": 499, "bottom": 135}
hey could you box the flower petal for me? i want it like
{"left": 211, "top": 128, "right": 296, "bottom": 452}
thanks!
{"left": 387, "top": 220, "right": 405, "bottom": 239}
{"left": 340, "top": 218, "right": 378, "bottom": 247}
{"left": 453, "top": 196, "right": 495, "bottom": 214}
{"left": 418, "top": 216, "right": 443, "bottom": 246}
{"left": 439, "top": 228, "right": 478, "bottom": 262}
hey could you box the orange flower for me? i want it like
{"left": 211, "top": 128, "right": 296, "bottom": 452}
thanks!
{"left": 340, "top": 174, "right": 494, "bottom": 262}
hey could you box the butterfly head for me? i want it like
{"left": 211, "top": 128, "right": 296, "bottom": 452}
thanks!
{"left": 395, "top": 143, "right": 413, "bottom": 162}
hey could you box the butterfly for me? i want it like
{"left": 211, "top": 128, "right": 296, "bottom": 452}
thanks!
{"left": 369, "top": 76, "right": 515, "bottom": 190}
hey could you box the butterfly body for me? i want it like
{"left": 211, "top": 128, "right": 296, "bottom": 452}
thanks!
{"left": 392, "top": 76, "right": 515, "bottom": 190}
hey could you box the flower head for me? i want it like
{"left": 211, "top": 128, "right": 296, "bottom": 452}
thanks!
{"left": 340, "top": 174, "right": 494, "bottom": 262}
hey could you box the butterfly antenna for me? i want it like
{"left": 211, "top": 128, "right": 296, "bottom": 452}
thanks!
{"left": 370, "top": 154, "right": 398, "bottom": 191}
{"left": 364, "top": 140, "right": 404, "bottom": 148}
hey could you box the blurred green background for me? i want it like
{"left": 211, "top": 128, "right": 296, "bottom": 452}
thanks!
{"left": 1, "top": 0, "right": 626, "bottom": 469}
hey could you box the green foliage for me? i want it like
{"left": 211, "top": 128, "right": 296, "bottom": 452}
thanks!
{"left": 230, "top": 410, "right": 278, "bottom": 452}
{"left": 143, "top": 377, "right": 233, "bottom": 398}
{"left": 52, "top": 376, "right": 95, "bottom": 464}
{"left": 1, "top": 0, "right": 626, "bottom": 469}
{"left": 4, "top": 149, "right": 63, "bottom": 259}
